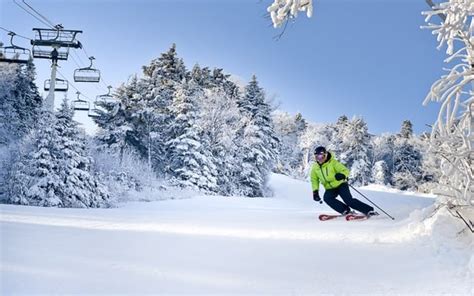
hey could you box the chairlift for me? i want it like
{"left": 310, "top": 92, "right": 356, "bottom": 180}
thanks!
{"left": 32, "top": 45, "right": 68, "bottom": 60}
{"left": 0, "top": 32, "right": 31, "bottom": 64}
{"left": 96, "top": 85, "right": 117, "bottom": 105}
{"left": 31, "top": 25, "right": 81, "bottom": 61}
{"left": 74, "top": 56, "right": 100, "bottom": 83}
{"left": 88, "top": 103, "right": 101, "bottom": 118}
{"left": 44, "top": 78, "right": 69, "bottom": 92}
{"left": 72, "top": 91, "right": 90, "bottom": 111}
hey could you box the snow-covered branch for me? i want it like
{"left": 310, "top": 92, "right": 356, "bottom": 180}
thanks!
{"left": 267, "top": 0, "right": 313, "bottom": 28}
{"left": 423, "top": 0, "right": 474, "bottom": 206}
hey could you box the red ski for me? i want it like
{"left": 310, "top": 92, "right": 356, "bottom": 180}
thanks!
{"left": 318, "top": 214, "right": 343, "bottom": 221}
{"left": 345, "top": 214, "right": 369, "bottom": 221}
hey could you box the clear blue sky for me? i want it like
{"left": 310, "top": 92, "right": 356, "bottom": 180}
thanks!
{"left": 1, "top": 0, "right": 446, "bottom": 135}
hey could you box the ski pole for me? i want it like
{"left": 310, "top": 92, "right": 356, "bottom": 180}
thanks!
{"left": 348, "top": 183, "right": 395, "bottom": 220}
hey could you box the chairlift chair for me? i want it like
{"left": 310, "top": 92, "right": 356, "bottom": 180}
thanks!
{"left": 96, "top": 85, "right": 117, "bottom": 105}
{"left": 44, "top": 78, "right": 69, "bottom": 92}
{"left": 32, "top": 45, "right": 68, "bottom": 60}
{"left": 88, "top": 103, "right": 101, "bottom": 118}
{"left": 72, "top": 91, "right": 90, "bottom": 111}
{"left": 74, "top": 56, "right": 100, "bottom": 83}
{"left": 0, "top": 32, "right": 31, "bottom": 64}
{"left": 30, "top": 25, "right": 82, "bottom": 61}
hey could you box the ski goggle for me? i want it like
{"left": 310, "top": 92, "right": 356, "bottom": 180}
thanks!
{"left": 315, "top": 153, "right": 326, "bottom": 162}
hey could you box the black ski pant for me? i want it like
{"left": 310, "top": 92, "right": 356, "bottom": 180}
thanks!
{"left": 323, "top": 182, "right": 373, "bottom": 215}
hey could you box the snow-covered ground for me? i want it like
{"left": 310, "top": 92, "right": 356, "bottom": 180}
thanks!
{"left": 1, "top": 174, "right": 472, "bottom": 295}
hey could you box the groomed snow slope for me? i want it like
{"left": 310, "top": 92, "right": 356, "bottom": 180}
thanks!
{"left": 1, "top": 174, "right": 472, "bottom": 295}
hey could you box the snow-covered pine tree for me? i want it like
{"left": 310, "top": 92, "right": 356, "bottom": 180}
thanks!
{"left": 8, "top": 111, "right": 63, "bottom": 206}
{"left": 422, "top": 0, "right": 473, "bottom": 205}
{"left": 0, "top": 60, "right": 42, "bottom": 145}
{"left": 272, "top": 111, "right": 307, "bottom": 176}
{"left": 94, "top": 76, "right": 145, "bottom": 162}
{"left": 237, "top": 75, "right": 279, "bottom": 197}
{"left": 299, "top": 122, "right": 332, "bottom": 177}
{"left": 196, "top": 86, "right": 241, "bottom": 195}
{"left": 400, "top": 120, "right": 413, "bottom": 139}
{"left": 141, "top": 44, "right": 188, "bottom": 173}
{"left": 0, "top": 64, "right": 18, "bottom": 145}
{"left": 372, "top": 160, "right": 390, "bottom": 185}
{"left": 8, "top": 100, "right": 109, "bottom": 208}
{"left": 334, "top": 116, "right": 373, "bottom": 186}
{"left": 417, "top": 132, "right": 441, "bottom": 193}
{"left": 373, "top": 133, "right": 396, "bottom": 183}
{"left": 328, "top": 115, "right": 349, "bottom": 157}
{"left": 1, "top": 60, "right": 42, "bottom": 201}
{"left": 55, "top": 98, "right": 109, "bottom": 207}
{"left": 166, "top": 80, "right": 218, "bottom": 192}
{"left": 392, "top": 120, "right": 423, "bottom": 191}
{"left": 142, "top": 43, "right": 187, "bottom": 84}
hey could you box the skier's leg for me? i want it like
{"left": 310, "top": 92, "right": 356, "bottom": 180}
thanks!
{"left": 338, "top": 183, "right": 374, "bottom": 214}
{"left": 323, "top": 187, "right": 351, "bottom": 214}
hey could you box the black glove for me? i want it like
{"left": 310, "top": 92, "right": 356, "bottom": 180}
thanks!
{"left": 335, "top": 173, "right": 346, "bottom": 181}
{"left": 313, "top": 191, "right": 322, "bottom": 203}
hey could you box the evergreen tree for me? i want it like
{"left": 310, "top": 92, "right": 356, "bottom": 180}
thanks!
{"left": 372, "top": 160, "right": 390, "bottom": 185}
{"left": 335, "top": 117, "right": 373, "bottom": 186}
{"left": 8, "top": 100, "right": 109, "bottom": 208}
{"left": 392, "top": 122, "right": 423, "bottom": 191}
{"left": 166, "top": 81, "right": 218, "bottom": 191}
{"left": 8, "top": 111, "right": 63, "bottom": 206}
{"left": 55, "top": 98, "right": 109, "bottom": 207}
{"left": 273, "top": 111, "right": 307, "bottom": 176}
{"left": 400, "top": 120, "right": 413, "bottom": 139}
{"left": 237, "top": 75, "right": 279, "bottom": 196}
{"left": 94, "top": 81, "right": 140, "bottom": 162}
{"left": 142, "top": 43, "right": 187, "bottom": 84}
{"left": 0, "top": 61, "right": 42, "bottom": 145}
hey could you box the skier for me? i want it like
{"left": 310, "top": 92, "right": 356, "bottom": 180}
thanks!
{"left": 311, "top": 146, "right": 378, "bottom": 217}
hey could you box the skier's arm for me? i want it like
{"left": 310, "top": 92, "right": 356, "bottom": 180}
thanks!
{"left": 334, "top": 160, "right": 350, "bottom": 180}
{"left": 310, "top": 165, "right": 320, "bottom": 191}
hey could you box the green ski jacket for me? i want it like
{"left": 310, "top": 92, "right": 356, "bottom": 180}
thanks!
{"left": 310, "top": 152, "right": 350, "bottom": 191}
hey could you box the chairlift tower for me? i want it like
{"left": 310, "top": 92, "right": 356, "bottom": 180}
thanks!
{"left": 31, "top": 24, "right": 82, "bottom": 111}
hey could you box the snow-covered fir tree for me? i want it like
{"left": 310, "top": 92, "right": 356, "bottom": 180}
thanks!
{"left": 237, "top": 75, "right": 279, "bottom": 196}
{"left": 372, "top": 160, "right": 390, "bottom": 185}
{"left": 332, "top": 116, "right": 373, "bottom": 186}
{"left": 193, "top": 71, "right": 242, "bottom": 195}
{"left": 166, "top": 80, "right": 218, "bottom": 191}
{"left": 55, "top": 98, "right": 109, "bottom": 207}
{"left": 142, "top": 43, "right": 187, "bottom": 84}
{"left": 8, "top": 111, "right": 63, "bottom": 206}
{"left": 299, "top": 122, "right": 332, "bottom": 177}
{"left": 392, "top": 120, "right": 423, "bottom": 191}
{"left": 417, "top": 132, "right": 441, "bottom": 193}
{"left": 372, "top": 133, "right": 396, "bottom": 183}
{"left": 0, "top": 60, "right": 42, "bottom": 200}
{"left": 94, "top": 77, "right": 142, "bottom": 162}
{"left": 8, "top": 100, "right": 109, "bottom": 208}
{"left": 273, "top": 111, "right": 307, "bottom": 176}
{"left": 0, "top": 61, "right": 42, "bottom": 145}
{"left": 400, "top": 120, "right": 413, "bottom": 139}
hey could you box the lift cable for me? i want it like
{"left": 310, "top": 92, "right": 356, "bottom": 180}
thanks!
{"left": 56, "top": 68, "right": 92, "bottom": 101}
{"left": 20, "top": 0, "right": 56, "bottom": 28}
{"left": 13, "top": 0, "right": 54, "bottom": 29}
{"left": 0, "top": 26, "right": 32, "bottom": 41}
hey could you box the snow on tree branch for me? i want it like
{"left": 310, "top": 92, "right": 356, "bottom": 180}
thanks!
{"left": 267, "top": 0, "right": 313, "bottom": 28}
{"left": 422, "top": 0, "right": 474, "bottom": 206}
{"left": 422, "top": 0, "right": 473, "bottom": 55}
